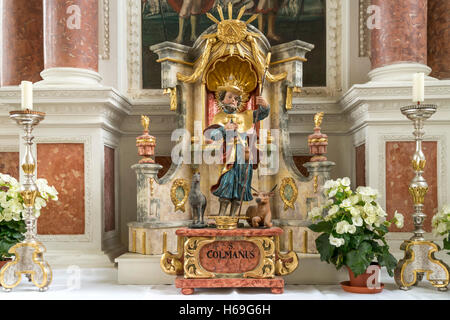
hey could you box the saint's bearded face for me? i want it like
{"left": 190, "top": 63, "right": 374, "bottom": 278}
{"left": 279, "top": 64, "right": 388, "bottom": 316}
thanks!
{"left": 218, "top": 91, "right": 241, "bottom": 113}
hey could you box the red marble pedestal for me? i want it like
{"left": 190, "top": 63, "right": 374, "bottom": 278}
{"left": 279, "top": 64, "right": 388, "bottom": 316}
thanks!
{"left": 176, "top": 276, "right": 285, "bottom": 295}
{"left": 174, "top": 227, "right": 286, "bottom": 295}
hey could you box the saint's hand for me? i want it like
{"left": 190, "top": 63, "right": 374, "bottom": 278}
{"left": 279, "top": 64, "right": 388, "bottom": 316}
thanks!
{"left": 225, "top": 121, "right": 238, "bottom": 131}
{"left": 256, "top": 96, "right": 268, "bottom": 108}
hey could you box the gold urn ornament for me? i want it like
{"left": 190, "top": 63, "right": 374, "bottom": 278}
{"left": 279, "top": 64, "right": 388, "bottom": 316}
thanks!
{"left": 308, "top": 112, "right": 328, "bottom": 162}
{"left": 136, "top": 115, "right": 156, "bottom": 164}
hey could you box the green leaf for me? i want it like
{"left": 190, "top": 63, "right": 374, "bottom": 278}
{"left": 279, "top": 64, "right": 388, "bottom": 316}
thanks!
{"left": 315, "top": 233, "right": 335, "bottom": 262}
{"left": 377, "top": 249, "right": 397, "bottom": 277}
{"left": 345, "top": 241, "right": 372, "bottom": 276}
{"left": 444, "top": 236, "right": 450, "bottom": 251}
{"left": 308, "top": 221, "right": 333, "bottom": 234}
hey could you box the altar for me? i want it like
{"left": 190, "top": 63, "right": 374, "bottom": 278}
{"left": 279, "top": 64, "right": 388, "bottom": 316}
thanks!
{"left": 0, "top": 0, "right": 450, "bottom": 299}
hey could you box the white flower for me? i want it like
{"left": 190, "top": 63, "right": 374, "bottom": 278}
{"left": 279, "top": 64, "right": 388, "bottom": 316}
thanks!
{"left": 352, "top": 216, "right": 364, "bottom": 227}
{"left": 349, "top": 207, "right": 360, "bottom": 217}
{"left": 308, "top": 207, "right": 323, "bottom": 220}
{"left": 340, "top": 198, "right": 352, "bottom": 208}
{"left": 341, "top": 177, "right": 351, "bottom": 187}
{"left": 442, "top": 204, "right": 450, "bottom": 214}
{"left": 336, "top": 221, "right": 350, "bottom": 234}
{"left": 34, "top": 197, "right": 47, "bottom": 211}
{"left": 349, "top": 195, "right": 360, "bottom": 205}
{"left": 328, "top": 188, "right": 338, "bottom": 198}
{"left": 328, "top": 205, "right": 339, "bottom": 216}
{"left": 323, "top": 180, "right": 336, "bottom": 190}
{"left": 437, "top": 222, "right": 447, "bottom": 235}
{"left": 357, "top": 186, "right": 379, "bottom": 203}
{"left": 394, "top": 211, "right": 404, "bottom": 228}
{"left": 329, "top": 235, "right": 345, "bottom": 248}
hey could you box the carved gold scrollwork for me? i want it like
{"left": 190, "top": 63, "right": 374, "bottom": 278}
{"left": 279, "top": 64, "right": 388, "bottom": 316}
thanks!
{"left": 275, "top": 231, "right": 299, "bottom": 276}
{"left": 285, "top": 86, "right": 302, "bottom": 110}
{"left": 184, "top": 237, "right": 216, "bottom": 279}
{"left": 177, "top": 4, "right": 287, "bottom": 87}
{"left": 177, "top": 38, "right": 215, "bottom": 83}
{"left": 160, "top": 233, "right": 184, "bottom": 276}
{"left": 163, "top": 87, "right": 177, "bottom": 112}
{"left": 244, "top": 237, "right": 275, "bottom": 279}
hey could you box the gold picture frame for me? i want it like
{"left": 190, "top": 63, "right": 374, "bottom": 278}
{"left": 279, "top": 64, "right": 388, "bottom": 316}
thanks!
{"left": 280, "top": 177, "right": 298, "bottom": 211}
{"left": 170, "top": 179, "right": 190, "bottom": 212}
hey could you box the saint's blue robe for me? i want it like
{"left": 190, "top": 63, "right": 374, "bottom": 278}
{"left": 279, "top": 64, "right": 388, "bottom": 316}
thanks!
{"left": 209, "top": 105, "right": 270, "bottom": 201}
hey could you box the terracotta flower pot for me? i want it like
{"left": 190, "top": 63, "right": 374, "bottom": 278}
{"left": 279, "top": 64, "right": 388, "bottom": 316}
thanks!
{"left": 341, "top": 263, "right": 384, "bottom": 294}
{"left": 348, "top": 263, "right": 380, "bottom": 287}
{"left": 0, "top": 259, "right": 12, "bottom": 287}
{"left": 0, "top": 259, "right": 11, "bottom": 270}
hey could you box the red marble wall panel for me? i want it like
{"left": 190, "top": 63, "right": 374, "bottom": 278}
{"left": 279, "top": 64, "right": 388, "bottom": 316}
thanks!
{"left": 293, "top": 156, "right": 312, "bottom": 177}
{"left": 104, "top": 146, "right": 115, "bottom": 232}
{"left": 37, "top": 143, "right": 85, "bottom": 235}
{"left": 355, "top": 144, "right": 366, "bottom": 187}
{"left": 385, "top": 142, "right": 437, "bottom": 233}
{"left": 428, "top": 0, "right": 450, "bottom": 79}
{"left": 1, "top": 0, "right": 44, "bottom": 86}
{"left": 371, "top": 0, "right": 428, "bottom": 69}
{"left": 44, "top": 0, "right": 98, "bottom": 71}
{"left": 0, "top": 152, "right": 20, "bottom": 179}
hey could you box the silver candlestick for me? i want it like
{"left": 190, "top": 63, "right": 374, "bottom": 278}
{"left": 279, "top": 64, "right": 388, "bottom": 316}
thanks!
{"left": 394, "top": 103, "right": 449, "bottom": 291}
{"left": 0, "top": 110, "right": 52, "bottom": 292}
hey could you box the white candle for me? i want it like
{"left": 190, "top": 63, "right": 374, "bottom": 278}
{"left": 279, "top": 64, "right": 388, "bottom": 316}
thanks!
{"left": 21, "top": 81, "right": 33, "bottom": 110}
{"left": 412, "top": 73, "right": 424, "bottom": 103}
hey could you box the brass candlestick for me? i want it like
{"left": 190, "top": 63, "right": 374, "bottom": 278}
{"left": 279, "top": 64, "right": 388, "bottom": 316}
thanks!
{"left": 0, "top": 110, "right": 52, "bottom": 292}
{"left": 394, "top": 104, "right": 449, "bottom": 291}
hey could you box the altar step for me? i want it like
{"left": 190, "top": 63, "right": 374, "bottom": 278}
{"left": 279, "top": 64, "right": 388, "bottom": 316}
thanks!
{"left": 115, "top": 252, "right": 350, "bottom": 285}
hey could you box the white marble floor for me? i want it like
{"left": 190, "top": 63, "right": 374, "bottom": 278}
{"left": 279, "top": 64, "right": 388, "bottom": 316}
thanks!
{"left": 1, "top": 267, "right": 449, "bottom": 300}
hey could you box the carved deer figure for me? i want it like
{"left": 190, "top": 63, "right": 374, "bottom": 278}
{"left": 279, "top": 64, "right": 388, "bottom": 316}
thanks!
{"left": 246, "top": 185, "right": 277, "bottom": 228}
{"left": 188, "top": 172, "right": 207, "bottom": 228}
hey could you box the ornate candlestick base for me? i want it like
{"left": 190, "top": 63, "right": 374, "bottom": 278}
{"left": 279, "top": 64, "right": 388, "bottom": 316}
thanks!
{"left": 0, "top": 242, "right": 52, "bottom": 292}
{"left": 395, "top": 240, "right": 449, "bottom": 291}
{"left": 394, "top": 104, "right": 449, "bottom": 291}
{"left": 0, "top": 110, "right": 52, "bottom": 292}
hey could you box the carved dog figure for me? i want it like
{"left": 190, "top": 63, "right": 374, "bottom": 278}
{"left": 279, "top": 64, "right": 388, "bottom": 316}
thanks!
{"left": 188, "top": 172, "right": 207, "bottom": 228}
{"left": 246, "top": 185, "right": 277, "bottom": 228}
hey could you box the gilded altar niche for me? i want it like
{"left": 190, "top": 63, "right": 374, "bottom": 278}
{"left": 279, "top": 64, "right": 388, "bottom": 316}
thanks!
{"left": 129, "top": 3, "right": 335, "bottom": 256}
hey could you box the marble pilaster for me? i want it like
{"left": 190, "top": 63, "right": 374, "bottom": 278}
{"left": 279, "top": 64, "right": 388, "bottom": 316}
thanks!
{"left": 39, "top": 0, "right": 101, "bottom": 86}
{"left": 1, "top": 0, "right": 44, "bottom": 86}
{"left": 369, "top": 0, "right": 430, "bottom": 81}
{"left": 428, "top": 0, "right": 450, "bottom": 80}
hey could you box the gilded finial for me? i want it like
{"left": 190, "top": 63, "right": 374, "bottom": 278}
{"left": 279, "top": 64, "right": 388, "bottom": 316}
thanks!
{"left": 314, "top": 112, "right": 324, "bottom": 128}
{"left": 141, "top": 115, "right": 150, "bottom": 133}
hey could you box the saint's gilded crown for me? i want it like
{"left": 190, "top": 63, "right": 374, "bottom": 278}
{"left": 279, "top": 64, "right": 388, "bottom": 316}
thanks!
{"left": 217, "top": 75, "right": 244, "bottom": 95}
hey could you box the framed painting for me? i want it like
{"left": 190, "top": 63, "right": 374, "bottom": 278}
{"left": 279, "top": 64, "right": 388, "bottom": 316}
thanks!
{"left": 141, "top": 0, "right": 326, "bottom": 89}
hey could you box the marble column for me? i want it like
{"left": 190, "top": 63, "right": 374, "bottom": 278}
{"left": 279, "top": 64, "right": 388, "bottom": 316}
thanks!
{"left": 428, "top": 0, "right": 450, "bottom": 80}
{"left": 369, "top": 0, "right": 431, "bottom": 81}
{"left": 38, "top": 0, "right": 101, "bottom": 86}
{"left": 1, "top": 0, "right": 44, "bottom": 86}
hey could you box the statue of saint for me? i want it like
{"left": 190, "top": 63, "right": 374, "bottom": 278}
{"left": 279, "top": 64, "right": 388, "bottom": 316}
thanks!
{"left": 205, "top": 78, "right": 270, "bottom": 217}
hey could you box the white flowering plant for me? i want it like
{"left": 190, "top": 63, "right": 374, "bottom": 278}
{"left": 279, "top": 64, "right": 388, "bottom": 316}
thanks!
{"left": 0, "top": 173, "right": 58, "bottom": 260}
{"left": 308, "top": 177, "right": 404, "bottom": 277}
{"left": 432, "top": 205, "right": 450, "bottom": 255}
